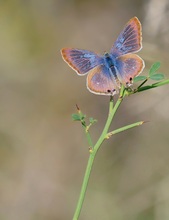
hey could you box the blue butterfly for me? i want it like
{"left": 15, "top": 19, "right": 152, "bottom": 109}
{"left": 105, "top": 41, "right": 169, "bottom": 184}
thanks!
{"left": 61, "top": 17, "right": 145, "bottom": 96}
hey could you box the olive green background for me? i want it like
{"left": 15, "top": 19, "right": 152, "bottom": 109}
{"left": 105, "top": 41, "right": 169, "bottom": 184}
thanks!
{"left": 0, "top": 1, "right": 169, "bottom": 219}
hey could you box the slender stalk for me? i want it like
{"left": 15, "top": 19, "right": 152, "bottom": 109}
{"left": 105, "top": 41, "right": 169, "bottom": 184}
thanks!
{"left": 137, "top": 78, "right": 148, "bottom": 89}
{"left": 72, "top": 153, "right": 95, "bottom": 220}
{"left": 78, "top": 108, "right": 94, "bottom": 149}
{"left": 94, "top": 86, "right": 125, "bottom": 154}
{"left": 72, "top": 86, "right": 125, "bottom": 220}
{"left": 136, "top": 79, "right": 169, "bottom": 93}
{"left": 85, "top": 130, "right": 93, "bottom": 149}
{"left": 106, "top": 121, "right": 145, "bottom": 138}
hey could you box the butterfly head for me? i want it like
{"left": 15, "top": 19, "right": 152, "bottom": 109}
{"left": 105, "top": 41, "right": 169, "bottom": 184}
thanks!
{"left": 104, "top": 52, "right": 109, "bottom": 57}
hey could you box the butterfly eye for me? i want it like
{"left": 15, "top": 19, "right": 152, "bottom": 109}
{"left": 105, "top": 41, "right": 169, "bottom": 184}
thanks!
{"left": 129, "top": 77, "right": 133, "bottom": 81}
{"left": 107, "top": 89, "right": 111, "bottom": 93}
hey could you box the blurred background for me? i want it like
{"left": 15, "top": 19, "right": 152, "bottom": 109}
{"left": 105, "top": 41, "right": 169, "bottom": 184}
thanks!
{"left": 0, "top": 0, "right": 169, "bottom": 219}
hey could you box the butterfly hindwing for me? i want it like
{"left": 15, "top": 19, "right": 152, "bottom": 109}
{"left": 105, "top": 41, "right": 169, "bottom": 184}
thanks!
{"left": 87, "top": 65, "right": 120, "bottom": 95}
{"left": 61, "top": 48, "right": 103, "bottom": 75}
{"left": 111, "top": 17, "right": 142, "bottom": 56}
{"left": 115, "top": 53, "right": 145, "bottom": 85}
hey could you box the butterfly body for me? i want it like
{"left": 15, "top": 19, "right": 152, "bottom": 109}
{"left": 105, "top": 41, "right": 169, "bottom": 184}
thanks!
{"left": 61, "top": 17, "right": 145, "bottom": 96}
{"left": 104, "top": 52, "right": 115, "bottom": 67}
{"left": 103, "top": 53, "right": 120, "bottom": 88}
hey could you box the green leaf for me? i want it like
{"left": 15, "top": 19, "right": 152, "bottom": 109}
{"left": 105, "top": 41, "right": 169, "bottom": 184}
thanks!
{"left": 72, "top": 113, "right": 86, "bottom": 121}
{"left": 89, "top": 117, "right": 97, "bottom": 124}
{"left": 150, "top": 73, "right": 164, "bottom": 81}
{"left": 149, "top": 62, "right": 161, "bottom": 76}
{"left": 72, "top": 114, "right": 81, "bottom": 121}
{"left": 134, "top": 75, "right": 147, "bottom": 82}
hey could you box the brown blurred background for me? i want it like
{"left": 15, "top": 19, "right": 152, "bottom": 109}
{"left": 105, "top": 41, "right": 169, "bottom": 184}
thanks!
{"left": 0, "top": 0, "right": 169, "bottom": 220}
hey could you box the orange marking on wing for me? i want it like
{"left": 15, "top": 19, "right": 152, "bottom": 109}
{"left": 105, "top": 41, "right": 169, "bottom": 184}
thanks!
{"left": 61, "top": 48, "right": 81, "bottom": 74}
{"left": 128, "top": 17, "right": 142, "bottom": 49}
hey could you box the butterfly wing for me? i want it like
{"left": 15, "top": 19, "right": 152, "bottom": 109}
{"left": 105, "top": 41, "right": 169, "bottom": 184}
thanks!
{"left": 111, "top": 17, "right": 142, "bottom": 56}
{"left": 61, "top": 48, "right": 103, "bottom": 75}
{"left": 87, "top": 65, "right": 120, "bottom": 95}
{"left": 115, "top": 54, "right": 145, "bottom": 85}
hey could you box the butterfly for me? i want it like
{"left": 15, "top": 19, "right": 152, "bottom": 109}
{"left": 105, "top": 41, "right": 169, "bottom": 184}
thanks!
{"left": 61, "top": 17, "right": 145, "bottom": 96}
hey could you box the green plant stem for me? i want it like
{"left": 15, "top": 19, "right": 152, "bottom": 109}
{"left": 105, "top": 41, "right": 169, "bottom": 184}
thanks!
{"left": 79, "top": 110, "right": 94, "bottom": 149}
{"left": 81, "top": 122, "right": 94, "bottom": 149}
{"left": 85, "top": 130, "right": 93, "bottom": 149}
{"left": 94, "top": 86, "right": 125, "bottom": 153}
{"left": 136, "top": 79, "right": 169, "bottom": 93}
{"left": 72, "top": 153, "right": 95, "bottom": 220}
{"left": 137, "top": 77, "right": 149, "bottom": 89}
{"left": 106, "top": 121, "right": 145, "bottom": 138}
{"left": 72, "top": 86, "right": 125, "bottom": 220}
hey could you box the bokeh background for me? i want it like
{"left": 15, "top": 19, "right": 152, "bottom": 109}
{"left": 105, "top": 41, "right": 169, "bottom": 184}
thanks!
{"left": 0, "top": 0, "right": 169, "bottom": 220}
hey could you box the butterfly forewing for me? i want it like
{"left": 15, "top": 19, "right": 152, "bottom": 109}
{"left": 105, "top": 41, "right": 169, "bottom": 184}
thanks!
{"left": 111, "top": 17, "right": 142, "bottom": 56}
{"left": 61, "top": 48, "right": 103, "bottom": 75}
